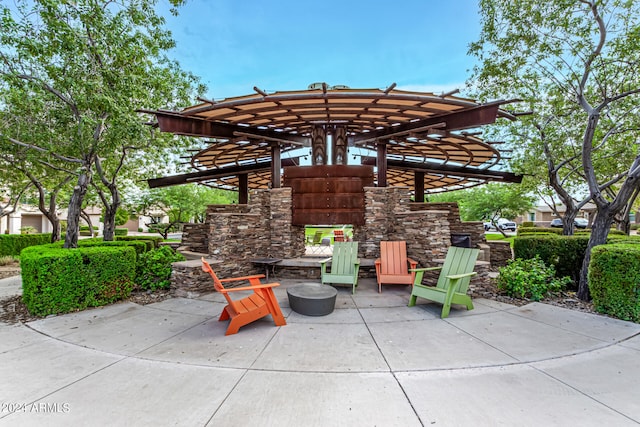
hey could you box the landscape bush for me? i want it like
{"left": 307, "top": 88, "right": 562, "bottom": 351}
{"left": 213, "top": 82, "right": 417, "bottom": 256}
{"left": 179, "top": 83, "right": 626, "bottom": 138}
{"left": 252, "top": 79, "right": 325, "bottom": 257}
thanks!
{"left": 517, "top": 227, "right": 562, "bottom": 236}
{"left": 136, "top": 246, "right": 185, "bottom": 290}
{"left": 588, "top": 244, "right": 640, "bottom": 322}
{"left": 114, "top": 228, "right": 128, "bottom": 236}
{"left": 0, "top": 233, "right": 52, "bottom": 257}
{"left": 497, "top": 256, "right": 571, "bottom": 301}
{"left": 521, "top": 221, "right": 535, "bottom": 228}
{"left": 21, "top": 245, "right": 136, "bottom": 316}
{"left": 116, "top": 235, "right": 163, "bottom": 249}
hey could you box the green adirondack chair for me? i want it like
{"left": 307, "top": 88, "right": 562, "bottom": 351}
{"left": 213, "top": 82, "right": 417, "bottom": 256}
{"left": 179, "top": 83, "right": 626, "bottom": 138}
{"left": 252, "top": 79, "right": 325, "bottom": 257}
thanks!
{"left": 408, "top": 246, "right": 479, "bottom": 318}
{"left": 319, "top": 241, "right": 360, "bottom": 294}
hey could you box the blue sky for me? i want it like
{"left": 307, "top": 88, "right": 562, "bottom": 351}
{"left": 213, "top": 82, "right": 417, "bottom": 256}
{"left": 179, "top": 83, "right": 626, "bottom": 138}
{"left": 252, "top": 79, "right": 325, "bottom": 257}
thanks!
{"left": 161, "top": 0, "right": 482, "bottom": 100}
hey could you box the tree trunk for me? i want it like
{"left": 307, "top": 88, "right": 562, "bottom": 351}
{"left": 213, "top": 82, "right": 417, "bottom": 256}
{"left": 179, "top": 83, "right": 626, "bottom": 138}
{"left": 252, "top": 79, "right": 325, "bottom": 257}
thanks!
{"left": 102, "top": 204, "right": 117, "bottom": 241}
{"left": 64, "top": 171, "right": 91, "bottom": 248}
{"left": 562, "top": 209, "right": 577, "bottom": 236}
{"left": 577, "top": 211, "right": 613, "bottom": 300}
{"left": 46, "top": 215, "right": 61, "bottom": 243}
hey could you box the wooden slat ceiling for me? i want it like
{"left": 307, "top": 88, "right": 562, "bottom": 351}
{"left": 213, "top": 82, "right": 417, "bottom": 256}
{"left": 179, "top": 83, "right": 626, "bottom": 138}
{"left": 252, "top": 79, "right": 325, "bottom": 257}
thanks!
{"left": 151, "top": 85, "right": 517, "bottom": 192}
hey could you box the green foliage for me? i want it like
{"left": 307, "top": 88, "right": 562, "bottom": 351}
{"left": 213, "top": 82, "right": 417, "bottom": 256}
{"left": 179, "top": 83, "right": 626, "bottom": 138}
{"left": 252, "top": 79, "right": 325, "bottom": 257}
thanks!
{"left": 521, "top": 221, "right": 535, "bottom": 228}
{"left": 514, "top": 235, "right": 589, "bottom": 287}
{"left": 0, "top": 233, "right": 52, "bottom": 257}
{"left": 0, "top": 0, "right": 203, "bottom": 248}
{"left": 136, "top": 246, "right": 185, "bottom": 290}
{"left": 588, "top": 244, "right": 640, "bottom": 322}
{"left": 428, "top": 183, "right": 535, "bottom": 223}
{"left": 517, "top": 227, "right": 562, "bottom": 236}
{"left": 20, "top": 226, "right": 37, "bottom": 235}
{"left": 497, "top": 256, "right": 571, "bottom": 301}
{"left": 20, "top": 245, "right": 136, "bottom": 316}
{"left": 114, "top": 228, "right": 128, "bottom": 236}
{"left": 116, "top": 235, "right": 162, "bottom": 249}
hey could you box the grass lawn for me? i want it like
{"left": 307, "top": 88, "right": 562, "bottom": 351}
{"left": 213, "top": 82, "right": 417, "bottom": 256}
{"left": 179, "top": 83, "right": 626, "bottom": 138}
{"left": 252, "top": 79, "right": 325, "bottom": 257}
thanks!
{"left": 485, "top": 233, "right": 516, "bottom": 248}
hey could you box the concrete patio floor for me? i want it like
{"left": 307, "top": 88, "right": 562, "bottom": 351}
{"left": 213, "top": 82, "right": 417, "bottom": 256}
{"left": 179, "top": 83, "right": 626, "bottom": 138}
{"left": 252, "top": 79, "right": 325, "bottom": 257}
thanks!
{"left": 1, "top": 275, "right": 639, "bottom": 426}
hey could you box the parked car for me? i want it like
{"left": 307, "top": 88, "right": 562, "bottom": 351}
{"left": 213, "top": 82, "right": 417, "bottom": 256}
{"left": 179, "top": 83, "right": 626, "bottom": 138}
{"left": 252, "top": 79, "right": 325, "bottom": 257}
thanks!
{"left": 550, "top": 218, "right": 589, "bottom": 229}
{"left": 483, "top": 218, "right": 517, "bottom": 232}
{"left": 550, "top": 218, "right": 563, "bottom": 228}
{"left": 574, "top": 218, "right": 589, "bottom": 229}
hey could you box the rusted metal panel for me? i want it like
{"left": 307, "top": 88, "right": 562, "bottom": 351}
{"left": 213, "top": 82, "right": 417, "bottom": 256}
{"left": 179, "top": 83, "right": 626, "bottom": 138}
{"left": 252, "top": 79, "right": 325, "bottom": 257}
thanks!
{"left": 288, "top": 177, "right": 368, "bottom": 194}
{"left": 284, "top": 165, "right": 373, "bottom": 226}
{"left": 292, "top": 194, "right": 364, "bottom": 209}
{"left": 292, "top": 210, "right": 366, "bottom": 226}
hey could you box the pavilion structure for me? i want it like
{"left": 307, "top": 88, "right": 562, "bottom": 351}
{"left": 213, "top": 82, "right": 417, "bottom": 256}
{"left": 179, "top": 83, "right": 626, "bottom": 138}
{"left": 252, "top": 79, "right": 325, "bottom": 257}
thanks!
{"left": 144, "top": 84, "right": 521, "bottom": 291}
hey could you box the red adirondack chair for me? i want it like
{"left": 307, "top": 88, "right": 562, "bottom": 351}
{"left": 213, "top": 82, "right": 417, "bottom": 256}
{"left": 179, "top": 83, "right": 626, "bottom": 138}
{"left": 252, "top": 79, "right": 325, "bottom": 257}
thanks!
{"left": 375, "top": 241, "right": 418, "bottom": 293}
{"left": 201, "top": 258, "right": 286, "bottom": 335}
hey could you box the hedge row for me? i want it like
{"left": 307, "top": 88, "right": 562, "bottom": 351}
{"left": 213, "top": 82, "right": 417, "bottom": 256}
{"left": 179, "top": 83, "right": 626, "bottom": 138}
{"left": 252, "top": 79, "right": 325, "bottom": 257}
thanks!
{"left": 116, "top": 235, "right": 162, "bottom": 248}
{"left": 20, "top": 237, "right": 184, "bottom": 316}
{"left": 21, "top": 245, "right": 137, "bottom": 316}
{"left": 517, "top": 227, "right": 563, "bottom": 236}
{"left": 513, "top": 234, "right": 640, "bottom": 289}
{"left": 588, "top": 244, "right": 640, "bottom": 322}
{"left": 0, "top": 233, "right": 52, "bottom": 257}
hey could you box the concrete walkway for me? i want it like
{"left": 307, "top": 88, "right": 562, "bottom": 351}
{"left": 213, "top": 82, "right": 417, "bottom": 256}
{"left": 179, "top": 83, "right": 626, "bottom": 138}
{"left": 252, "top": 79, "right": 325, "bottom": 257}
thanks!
{"left": 1, "top": 275, "right": 639, "bottom": 426}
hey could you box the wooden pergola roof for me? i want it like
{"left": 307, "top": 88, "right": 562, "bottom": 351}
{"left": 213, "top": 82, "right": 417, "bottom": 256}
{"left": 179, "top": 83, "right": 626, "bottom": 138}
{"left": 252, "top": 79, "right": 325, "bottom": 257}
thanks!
{"left": 145, "top": 84, "right": 521, "bottom": 192}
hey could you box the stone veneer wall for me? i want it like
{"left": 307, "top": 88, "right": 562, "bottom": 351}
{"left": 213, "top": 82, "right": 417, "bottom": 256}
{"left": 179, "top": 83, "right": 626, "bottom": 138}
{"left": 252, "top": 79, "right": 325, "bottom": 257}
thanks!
{"left": 180, "top": 223, "right": 209, "bottom": 253}
{"left": 172, "top": 187, "right": 491, "bottom": 294}
{"left": 411, "top": 202, "right": 487, "bottom": 247}
{"left": 358, "top": 187, "right": 451, "bottom": 267}
{"left": 486, "top": 240, "right": 513, "bottom": 268}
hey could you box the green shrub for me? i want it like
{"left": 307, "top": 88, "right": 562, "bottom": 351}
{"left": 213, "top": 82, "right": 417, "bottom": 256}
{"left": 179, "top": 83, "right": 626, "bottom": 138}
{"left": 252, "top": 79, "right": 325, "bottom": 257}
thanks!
{"left": 114, "top": 228, "right": 128, "bottom": 236}
{"left": 589, "top": 244, "right": 640, "bottom": 322}
{"left": 517, "top": 227, "right": 562, "bottom": 236}
{"left": 20, "top": 226, "right": 37, "bottom": 234}
{"left": 0, "top": 233, "right": 52, "bottom": 257}
{"left": 116, "top": 235, "right": 163, "bottom": 249}
{"left": 521, "top": 221, "right": 535, "bottom": 228}
{"left": 608, "top": 229, "right": 626, "bottom": 236}
{"left": 497, "top": 257, "right": 571, "bottom": 301}
{"left": 21, "top": 245, "right": 136, "bottom": 316}
{"left": 136, "top": 246, "right": 185, "bottom": 290}
{"left": 630, "top": 223, "right": 639, "bottom": 231}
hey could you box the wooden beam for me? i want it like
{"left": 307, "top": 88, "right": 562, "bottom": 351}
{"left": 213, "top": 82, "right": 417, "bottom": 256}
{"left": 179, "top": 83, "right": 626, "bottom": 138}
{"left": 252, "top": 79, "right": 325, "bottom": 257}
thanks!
{"left": 414, "top": 171, "right": 425, "bottom": 202}
{"left": 361, "top": 157, "right": 522, "bottom": 183}
{"left": 153, "top": 112, "right": 309, "bottom": 144}
{"left": 238, "top": 174, "right": 248, "bottom": 204}
{"left": 351, "top": 104, "right": 503, "bottom": 144}
{"left": 271, "top": 144, "right": 281, "bottom": 188}
{"left": 147, "top": 157, "right": 299, "bottom": 188}
{"left": 377, "top": 141, "right": 388, "bottom": 187}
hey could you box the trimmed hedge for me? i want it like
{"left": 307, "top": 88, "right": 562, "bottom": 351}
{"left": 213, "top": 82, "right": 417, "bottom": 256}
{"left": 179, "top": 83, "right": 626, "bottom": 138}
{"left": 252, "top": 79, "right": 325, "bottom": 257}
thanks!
{"left": 513, "top": 233, "right": 640, "bottom": 289}
{"left": 21, "top": 245, "right": 136, "bottom": 316}
{"left": 116, "top": 235, "right": 163, "bottom": 249}
{"left": 0, "top": 233, "right": 52, "bottom": 257}
{"left": 513, "top": 235, "right": 589, "bottom": 286}
{"left": 588, "top": 244, "right": 640, "bottom": 322}
{"left": 136, "top": 246, "right": 185, "bottom": 290}
{"left": 517, "top": 227, "right": 562, "bottom": 236}
{"left": 114, "top": 228, "right": 128, "bottom": 236}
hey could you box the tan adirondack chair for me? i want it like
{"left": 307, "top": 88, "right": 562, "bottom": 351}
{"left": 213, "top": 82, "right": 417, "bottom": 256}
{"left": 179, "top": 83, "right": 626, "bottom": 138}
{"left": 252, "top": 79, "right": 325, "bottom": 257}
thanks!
{"left": 408, "top": 246, "right": 479, "bottom": 318}
{"left": 319, "top": 241, "right": 359, "bottom": 294}
{"left": 201, "top": 258, "right": 286, "bottom": 335}
{"left": 375, "top": 241, "right": 418, "bottom": 293}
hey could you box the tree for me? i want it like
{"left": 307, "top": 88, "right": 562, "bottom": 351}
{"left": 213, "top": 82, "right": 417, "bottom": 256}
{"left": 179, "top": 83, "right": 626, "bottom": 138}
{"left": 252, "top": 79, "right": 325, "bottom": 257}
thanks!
{"left": 0, "top": 0, "right": 202, "bottom": 247}
{"left": 429, "top": 183, "right": 535, "bottom": 236}
{"left": 132, "top": 185, "right": 236, "bottom": 239}
{"left": 470, "top": 0, "right": 640, "bottom": 299}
